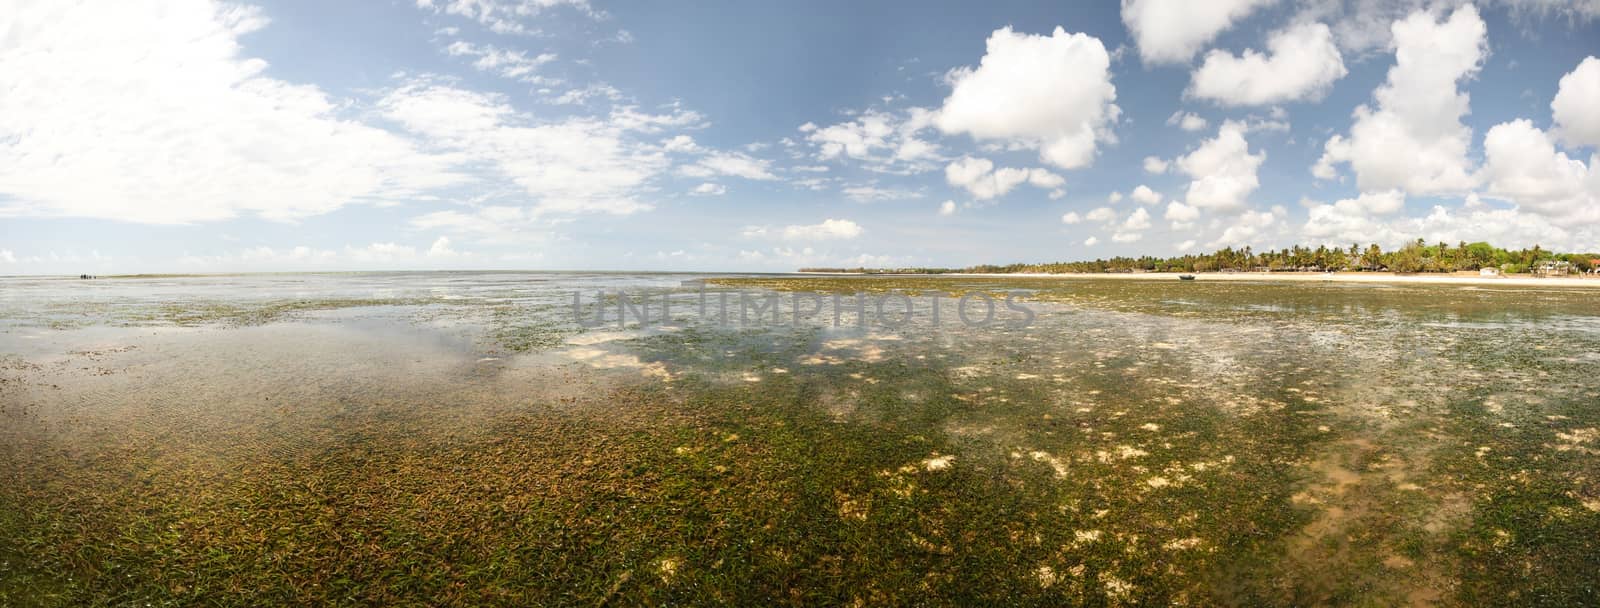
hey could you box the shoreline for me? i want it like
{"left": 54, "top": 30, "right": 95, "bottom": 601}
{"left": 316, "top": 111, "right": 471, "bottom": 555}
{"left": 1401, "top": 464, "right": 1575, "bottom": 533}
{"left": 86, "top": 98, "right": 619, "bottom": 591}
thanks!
{"left": 799, "top": 270, "right": 1600, "bottom": 289}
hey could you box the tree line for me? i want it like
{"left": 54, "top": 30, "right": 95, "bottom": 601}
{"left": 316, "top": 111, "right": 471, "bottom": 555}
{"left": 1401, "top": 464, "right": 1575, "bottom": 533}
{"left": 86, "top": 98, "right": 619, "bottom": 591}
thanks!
{"left": 799, "top": 240, "right": 1600, "bottom": 275}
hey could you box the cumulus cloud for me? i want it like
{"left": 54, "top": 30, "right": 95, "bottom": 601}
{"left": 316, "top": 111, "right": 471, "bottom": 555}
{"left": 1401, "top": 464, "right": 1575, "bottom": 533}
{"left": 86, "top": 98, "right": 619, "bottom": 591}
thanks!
{"left": 1084, "top": 236, "right": 1099, "bottom": 246}
{"left": 1303, "top": 200, "right": 1599, "bottom": 251}
{"left": 1167, "top": 111, "right": 1209, "bottom": 132}
{"left": 1061, "top": 211, "right": 1082, "bottom": 224}
{"left": 1085, "top": 207, "right": 1118, "bottom": 224}
{"left": 1143, "top": 156, "right": 1170, "bottom": 174}
{"left": 944, "top": 157, "right": 1064, "bottom": 200}
{"left": 1177, "top": 121, "right": 1264, "bottom": 212}
{"left": 1121, "top": 0, "right": 1277, "bottom": 65}
{"left": 1552, "top": 56, "right": 1600, "bottom": 148}
{"left": 1313, "top": 5, "right": 1485, "bottom": 196}
{"left": 427, "top": 236, "right": 462, "bottom": 258}
{"left": 939, "top": 200, "right": 957, "bottom": 216}
{"left": 781, "top": 219, "right": 864, "bottom": 241}
{"left": 1165, "top": 201, "right": 1200, "bottom": 226}
{"left": 1189, "top": 22, "right": 1347, "bottom": 106}
{"left": 1122, "top": 207, "right": 1153, "bottom": 230}
{"left": 936, "top": 26, "right": 1119, "bottom": 170}
{"left": 0, "top": 0, "right": 465, "bottom": 224}
{"left": 1130, "top": 185, "right": 1163, "bottom": 205}
{"left": 1209, "top": 205, "right": 1286, "bottom": 248}
{"left": 1480, "top": 119, "right": 1599, "bottom": 223}
{"left": 1300, "top": 190, "right": 1409, "bottom": 244}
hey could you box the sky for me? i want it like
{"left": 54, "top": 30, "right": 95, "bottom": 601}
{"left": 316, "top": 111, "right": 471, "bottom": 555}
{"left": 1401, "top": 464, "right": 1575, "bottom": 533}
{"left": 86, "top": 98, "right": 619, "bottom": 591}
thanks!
{"left": 2, "top": 0, "right": 1600, "bottom": 274}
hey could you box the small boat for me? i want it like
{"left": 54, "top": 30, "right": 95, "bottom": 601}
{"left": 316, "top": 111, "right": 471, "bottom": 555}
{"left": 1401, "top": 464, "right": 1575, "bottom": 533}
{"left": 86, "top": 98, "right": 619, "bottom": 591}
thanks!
{"left": 1178, "top": 274, "right": 1196, "bottom": 281}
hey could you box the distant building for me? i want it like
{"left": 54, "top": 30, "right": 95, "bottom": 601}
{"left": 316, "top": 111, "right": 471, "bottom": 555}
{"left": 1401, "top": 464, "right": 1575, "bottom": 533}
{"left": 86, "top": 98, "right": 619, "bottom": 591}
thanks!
{"left": 1479, "top": 267, "right": 1500, "bottom": 277}
{"left": 1533, "top": 261, "right": 1574, "bottom": 277}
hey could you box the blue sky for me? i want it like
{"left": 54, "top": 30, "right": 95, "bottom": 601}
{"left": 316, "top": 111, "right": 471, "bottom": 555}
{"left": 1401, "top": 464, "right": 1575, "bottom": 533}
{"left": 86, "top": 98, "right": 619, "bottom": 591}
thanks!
{"left": 2, "top": 0, "right": 1599, "bottom": 274}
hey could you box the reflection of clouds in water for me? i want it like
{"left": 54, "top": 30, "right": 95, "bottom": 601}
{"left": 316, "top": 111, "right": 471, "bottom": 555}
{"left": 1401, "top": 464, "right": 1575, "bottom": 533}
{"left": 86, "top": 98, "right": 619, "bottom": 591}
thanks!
{"left": 561, "top": 347, "right": 672, "bottom": 381}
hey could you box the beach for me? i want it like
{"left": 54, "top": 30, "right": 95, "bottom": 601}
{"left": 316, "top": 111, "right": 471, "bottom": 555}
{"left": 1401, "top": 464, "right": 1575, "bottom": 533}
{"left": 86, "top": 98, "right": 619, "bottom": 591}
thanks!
{"left": 808, "top": 270, "right": 1600, "bottom": 289}
{"left": 3, "top": 272, "right": 1598, "bottom": 605}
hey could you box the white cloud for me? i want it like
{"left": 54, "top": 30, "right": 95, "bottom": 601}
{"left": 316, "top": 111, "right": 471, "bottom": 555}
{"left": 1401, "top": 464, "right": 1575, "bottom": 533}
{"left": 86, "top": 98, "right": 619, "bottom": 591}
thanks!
{"left": 1111, "top": 231, "right": 1144, "bottom": 243}
{"left": 1122, "top": 207, "right": 1152, "bottom": 230}
{"left": 1293, "top": 0, "right": 1437, "bottom": 54}
{"left": 734, "top": 246, "right": 915, "bottom": 270}
{"left": 1130, "top": 185, "right": 1163, "bottom": 205}
{"left": 843, "top": 185, "right": 923, "bottom": 202}
{"left": 380, "top": 83, "right": 700, "bottom": 216}
{"left": 1165, "top": 200, "right": 1200, "bottom": 224}
{"left": 1209, "top": 205, "right": 1286, "bottom": 248}
{"left": 1143, "top": 156, "right": 1170, "bottom": 174}
{"left": 1480, "top": 119, "right": 1599, "bottom": 223}
{"left": 0, "top": 1, "right": 465, "bottom": 224}
{"left": 1493, "top": 0, "right": 1600, "bottom": 24}
{"left": 427, "top": 236, "right": 462, "bottom": 257}
{"left": 939, "top": 200, "right": 957, "bottom": 216}
{"left": 1107, "top": 191, "right": 1124, "bottom": 204}
{"left": 546, "top": 83, "right": 623, "bottom": 106}
{"left": 781, "top": 219, "right": 863, "bottom": 241}
{"left": 0, "top": 249, "right": 15, "bottom": 264}
{"left": 1061, "top": 211, "right": 1082, "bottom": 224}
{"left": 691, "top": 182, "right": 726, "bottom": 196}
{"left": 417, "top": 0, "right": 598, "bottom": 34}
{"left": 679, "top": 150, "right": 778, "bottom": 181}
{"left": 936, "top": 27, "right": 1119, "bottom": 170}
{"left": 1189, "top": 22, "right": 1347, "bottom": 106}
{"left": 1313, "top": 5, "right": 1485, "bottom": 196}
{"left": 944, "top": 157, "right": 1063, "bottom": 200}
{"left": 1299, "top": 189, "right": 1410, "bottom": 244}
{"left": 1341, "top": 190, "right": 1406, "bottom": 215}
{"left": 1084, "top": 236, "right": 1099, "bottom": 246}
{"left": 1121, "top": 0, "right": 1277, "bottom": 65}
{"left": 803, "top": 108, "right": 941, "bottom": 173}
{"left": 408, "top": 205, "right": 561, "bottom": 245}
{"left": 176, "top": 239, "right": 478, "bottom": 271}
{"left": 1177, "top": 121, "right": 1264, "bottom": 212}
{"left": 1085, "top": 206, "right": 1118, "bottom": 224}
{"left": 443, "top": 40, "right": 557, "bottom": 82}
{"left": 663, "top": 135, "right": 700, "bottom": 153}
{"left": 1167, "top": 111, "right": 1208, "bottom": 132}
{"left": 1553, "top": 56, "right": 1600, "bottom": 148}
{"left": 1302, "top": 200, "right": 1599, "bottom": 252}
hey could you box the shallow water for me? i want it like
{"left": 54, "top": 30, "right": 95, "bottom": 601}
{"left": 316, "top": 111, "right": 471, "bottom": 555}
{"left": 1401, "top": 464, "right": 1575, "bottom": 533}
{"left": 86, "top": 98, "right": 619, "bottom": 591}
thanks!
{"left": 2, "top": 272, "right": 1597, "bottom": 606}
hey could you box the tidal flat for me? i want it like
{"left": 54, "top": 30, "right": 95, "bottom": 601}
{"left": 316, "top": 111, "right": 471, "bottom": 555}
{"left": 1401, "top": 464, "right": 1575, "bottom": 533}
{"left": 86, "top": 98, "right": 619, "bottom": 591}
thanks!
{"left": 2, "top": 272, "right": 1598, "bottom": 606}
